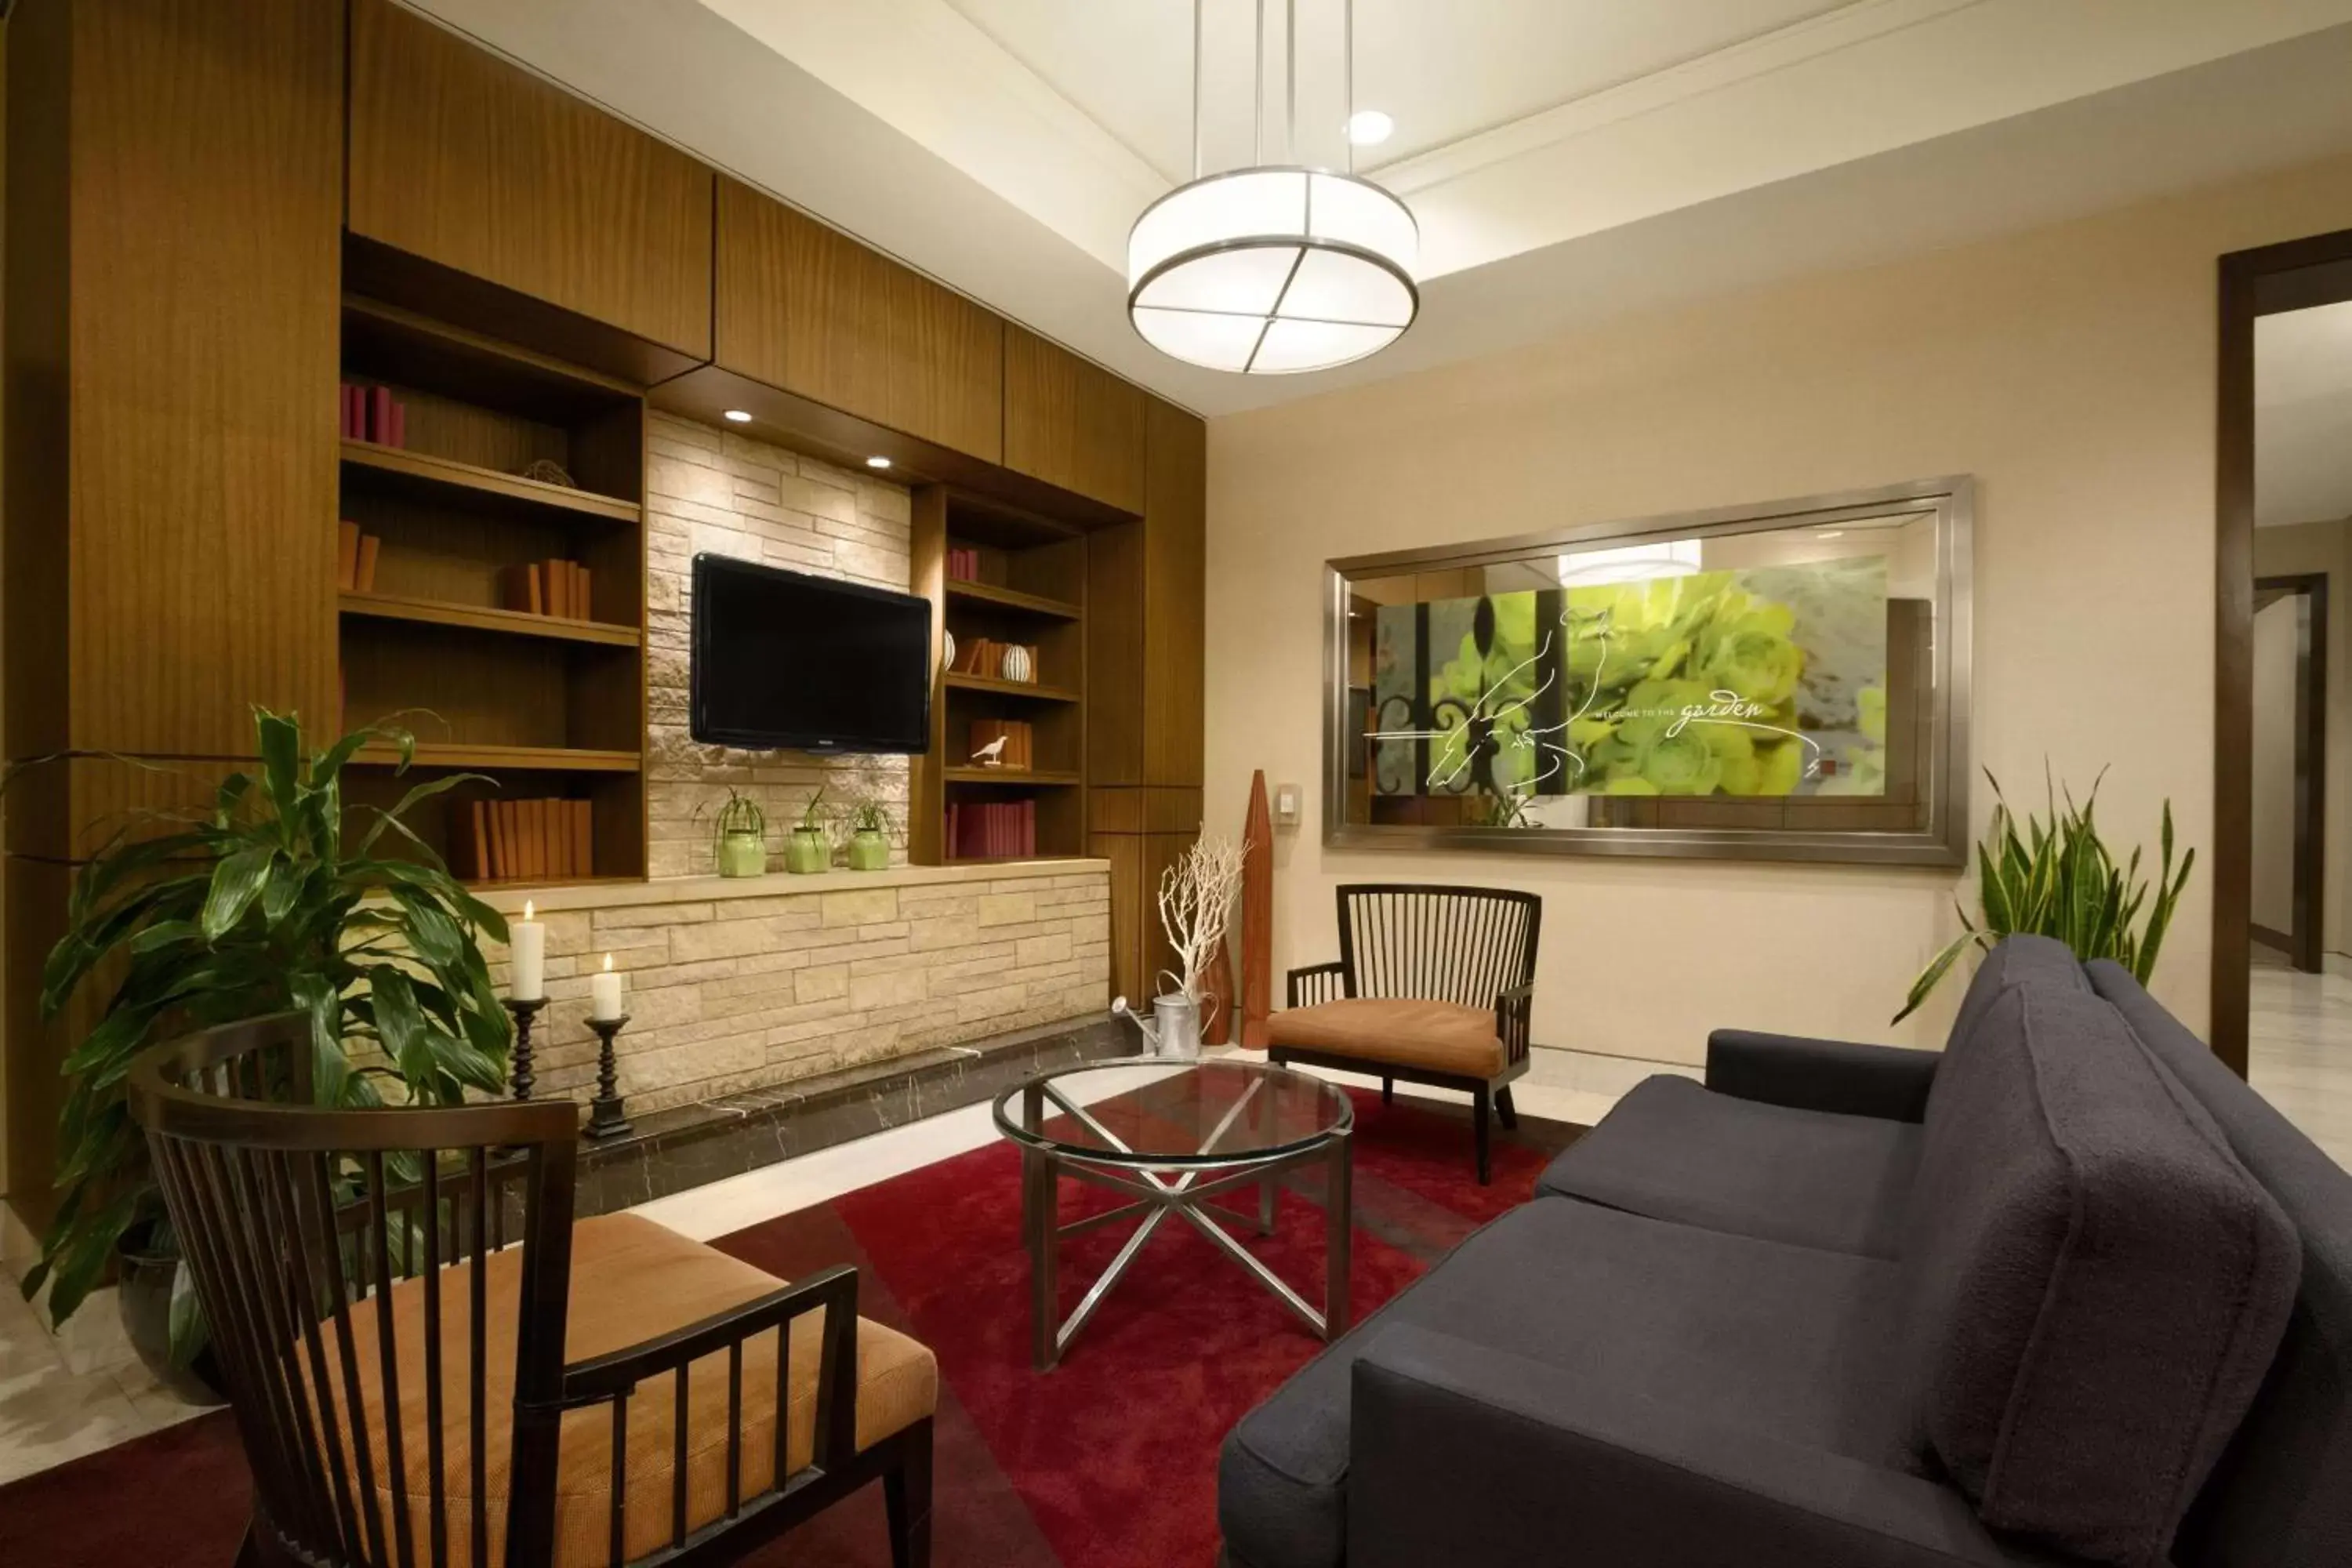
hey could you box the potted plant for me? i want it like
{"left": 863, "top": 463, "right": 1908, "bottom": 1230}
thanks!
{"left": 1893, "top": 767, "right": 2194, "bottom": 1022}
{"left": 845, "top": 794, "right": 895, "bottom": 872}
{"left": 705, "top": 786, "right": 767, "bottom": 877}
{"left": 784, "top": 785, "right": 831, "bottom": 874}
{"left": 16, "top": 708, "right": 512, "bottom": 1402}
{"left": 1134, "top": 833, "right": 1245, "bottom": 1060}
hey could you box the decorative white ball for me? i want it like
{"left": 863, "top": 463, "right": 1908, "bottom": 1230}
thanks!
{"left": 1002, "top": 644, "right": 1033, "bottom": 684}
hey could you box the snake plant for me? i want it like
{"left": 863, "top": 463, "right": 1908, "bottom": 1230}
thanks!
{"left": 1893, "top": 767, "right": 2193, "bottom": 1023}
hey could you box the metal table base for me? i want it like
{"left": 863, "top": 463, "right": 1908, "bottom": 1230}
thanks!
{"left": 1018, "top": 1076, "right": 1352, "bottom": 1371}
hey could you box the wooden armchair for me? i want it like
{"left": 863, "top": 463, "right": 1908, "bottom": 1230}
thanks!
{"left": 127, "top": 1014, "right": 935, "bottom": 1568}
{"left": 1267, "top": 885, "right": 1541, "bottom": 1183}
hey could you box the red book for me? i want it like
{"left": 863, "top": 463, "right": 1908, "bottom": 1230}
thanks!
{"left": 369, "top": 386, "right": 393, "bottom": 445}
{"left": 1022, "top": 799, "right": 1036, "bottom": 857}
{"left": 338, "top": 383, "right": 356, "bottom": 438}
{"left": 386, "top": 398, "right": 406, "bottom": 450}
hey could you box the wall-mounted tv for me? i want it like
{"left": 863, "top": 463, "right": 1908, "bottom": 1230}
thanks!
{"left": 689, "top": 555, "right": 931, "bottom": 753}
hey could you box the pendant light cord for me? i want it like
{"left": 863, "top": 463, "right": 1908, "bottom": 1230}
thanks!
{"left": 1286, "top": 0, "right": 1297, "bottom": 163}
{"left": 1192, "top": 0, "right": 1203, "bottom": 180}
{"left": 1254, "top": 0, "right": 1265, "bottom": 165}
{"left": 1345, "top": 0, "right": 1356, "bottom": 174}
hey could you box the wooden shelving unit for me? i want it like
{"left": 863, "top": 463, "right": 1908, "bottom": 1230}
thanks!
{"left": 337, "top": 289, "right": 648, "bottom": 884}
{"left": 910, "top": 488, "right": 1089, "bottom": 865}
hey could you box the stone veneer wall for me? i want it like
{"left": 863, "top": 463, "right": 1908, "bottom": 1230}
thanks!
{"left": 477, "top": 862, "right": 1111, "bottom": 1118}
{"left": 644, "top": 412, "right": 916, "bottom": 879}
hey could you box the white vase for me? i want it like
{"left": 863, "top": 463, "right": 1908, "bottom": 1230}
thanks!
{"left": 1002, "top": 644, "right": 1033, "bottom": 684}
{"left": 942, "top": 629, "right": 956, "bottom": 673}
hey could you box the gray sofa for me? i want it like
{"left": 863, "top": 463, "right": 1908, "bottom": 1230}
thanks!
{"left": 1218, "top": 936, "right": 2351, "bottom": 1568}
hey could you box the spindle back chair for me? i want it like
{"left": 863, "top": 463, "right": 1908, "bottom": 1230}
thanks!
{"left": 128, "top": 1014, "right": 931, "bottom": 1568}
{"left": 1273, "top": 884, "right": 1541, "bottom": 1182}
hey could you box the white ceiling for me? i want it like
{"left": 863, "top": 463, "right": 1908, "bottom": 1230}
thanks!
{"left": 2256, "top": 301, "right": 2352, "bottom": 530}
{"left": 407, "top": 0, "right": 2352, "bottom": 418}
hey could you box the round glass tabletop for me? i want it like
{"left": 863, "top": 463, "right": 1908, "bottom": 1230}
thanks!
{"left": 993, "top": 1059, "right": 1353, "bottom": 1168}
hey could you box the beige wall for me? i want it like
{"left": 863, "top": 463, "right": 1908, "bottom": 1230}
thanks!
{"left": 1207, "top": 152, "right": 2352, "bottom": 1064}
{"left": 2255, "top": 516, "right": 2352, "bottom": 956}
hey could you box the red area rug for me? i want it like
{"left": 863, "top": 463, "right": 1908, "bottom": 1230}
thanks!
{"left": 0, "top": 1087, "right": 1577, "bottom": 1568}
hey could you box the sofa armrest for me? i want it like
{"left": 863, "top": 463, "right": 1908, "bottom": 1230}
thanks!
{"left": 1348, "top": 1325, "right": 2046, "bottom": 1568}
{"left": 1287, "top": 961, "right": 1348, "bottom": 1008}
{"left": 1704, "top": 1029, "right": 1938, "bottom": 1122}
{"left": 1495, "top": 980, "right": 1534, "bottom": 1064}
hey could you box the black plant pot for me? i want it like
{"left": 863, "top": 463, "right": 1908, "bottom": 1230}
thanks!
{"left": 115, "top": 1236, "right": 227, "bottom": 1406}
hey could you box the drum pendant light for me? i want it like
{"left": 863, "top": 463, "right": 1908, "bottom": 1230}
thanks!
{"left": 1127, "top": 0, "right": 1417, "bottom": 376}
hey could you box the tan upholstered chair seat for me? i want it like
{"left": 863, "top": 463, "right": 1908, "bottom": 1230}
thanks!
{"left": 310, "top": 1212, "right": 935, "bottom": 1568}
{"left": 1265, "top": 997, "right": 1506, "bottom": 1078}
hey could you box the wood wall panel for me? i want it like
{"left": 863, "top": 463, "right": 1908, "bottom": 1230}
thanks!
{"left": 713, "top": 180, "right": 1002, "bottom": 462}
{"left": 54, "top": 0, "right": 344, "bottom": 755}
{"left": 1004, "top": 327, "right": 1147, "bottom": 514}
{"left": 349, "top": 0, "right": 714, "bottom": 359}
{"left": 1142, "top": 399, "right": 1207, "bottom": 789}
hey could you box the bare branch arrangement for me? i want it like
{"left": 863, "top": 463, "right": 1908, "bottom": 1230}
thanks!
{"left": 1157, "top": 832, "right": 1247, "bottom": 1001}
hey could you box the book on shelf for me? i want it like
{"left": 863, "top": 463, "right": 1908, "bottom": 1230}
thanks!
{"left": 336, "top": 521, "right": 361, "bottom": 591}
{"left": 354, "top": 534, "right": 382, "bottom": 593}
{"left": 499, "top": 563, "right": 545, "bottom": 615}
{"left": 947, "top": 546, "right": 979, "bottom": 583}
{"left": 947, "top": 798, "right": 1038, "bottom": 860}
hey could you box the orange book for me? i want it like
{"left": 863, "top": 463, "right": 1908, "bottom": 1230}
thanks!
{"left": 487, "top": 800, "right": 510, "bottom": 881}
{"left": 572, "top": 563, "right": 593, "bottom": 621}
{"left": 469, "top": 800, "right": 492, "bottom": 881}
{"left": 543, "top": 558, "right": 572, "bottom": 619}
{"left": 571, "top": 799, "right": 593, "bottom": 877}
{"left": 354, "top": 535, "right": 381, "bottom": 593}
{"left": 503, "top": 800, "right": 525, "bottom": 881}
{"left": 544, "top": 799, "right": 568, "bottom": 880}
{"left": 524, "top": 800, "right": 546, "bottom": 881}
{"left": 336, "top": 521, "right": 361, "bottom": 591}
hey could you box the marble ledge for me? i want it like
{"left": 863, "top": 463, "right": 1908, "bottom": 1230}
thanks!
{"left": 471, "top": 858, "right": 1110, "bottom": 916}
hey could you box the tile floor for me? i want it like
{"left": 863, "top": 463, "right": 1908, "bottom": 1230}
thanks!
{"left": 2247, "top": 945, "right": 2352, "bottom": 1171}
{"left": 0, "top": 1044, "right": 1671, "bottom": 1487}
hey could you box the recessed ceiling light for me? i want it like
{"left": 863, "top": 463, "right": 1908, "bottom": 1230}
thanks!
{"left": 1816, "top": 530, "right": 1846, "bottom": 539}
{"left": 723, "top": 408, "right": 753, "bottom": 423}
{"left": 866, "top": 456, "right": 892, "bottom": 470}
{"left": 1344, "top": 109, "right": 1394, "bottom": 147}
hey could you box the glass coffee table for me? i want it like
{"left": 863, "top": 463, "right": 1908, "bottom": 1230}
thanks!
{"left": 993, "top": 1059, "right": 1355, "bottom": 1370}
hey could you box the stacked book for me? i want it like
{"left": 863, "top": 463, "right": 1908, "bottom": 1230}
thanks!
{"left": 336, "top": 521, "right": 382, "bottom": 592}
{"left": 498, "top": 559, "right": 594, "bottom": 619}
{"left": 969, "top": 718, "right": 1033, "bottom": 769}
{"left": 952, "top": 637, "right": 1039, "bottom": 682}
{"left": 946, "top": 800, "right": 1036, "bottom": 859}
{"left": 340, "top": 382, "right": 406, "bottom": 447}
{"left": 946, "top": 546, "right": 982, "bottom": 582}
{"left": 448, "top": 798, "right": 595, "bottom": 883}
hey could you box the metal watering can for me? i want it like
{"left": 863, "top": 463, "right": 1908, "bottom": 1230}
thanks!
{"left": 1112, "top": 977, "right": 1217, "bottom": 1062}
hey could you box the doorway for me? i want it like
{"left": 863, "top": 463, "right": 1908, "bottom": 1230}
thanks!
{"left": 2249, "top": 575, "right": 2325, "bottom": 973}
{"left": 2217, "top": 227, "right": 2352, "bottom": 1174}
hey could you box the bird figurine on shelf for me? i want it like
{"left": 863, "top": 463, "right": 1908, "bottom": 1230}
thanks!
{"left": 971, "top": 735, "right": 1009, "bottom": 768}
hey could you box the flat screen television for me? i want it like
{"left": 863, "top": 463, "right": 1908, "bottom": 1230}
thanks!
{"left": 689, "top": 555, "right": 931, "bottom": 753}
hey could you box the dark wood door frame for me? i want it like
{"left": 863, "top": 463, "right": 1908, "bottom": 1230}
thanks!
{"left": 2249, "top": 574, "right": 2328, "bottom": 974}
{"left": 2215, "top": 230, "right": 2352, "bottom": 1076}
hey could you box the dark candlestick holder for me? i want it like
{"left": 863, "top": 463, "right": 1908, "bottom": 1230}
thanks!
{"left": 584, "top": 1014, "right": 633, "bottom": 1140}
{"left": 503, "top": 996, "right": 547, "bottom": 1102}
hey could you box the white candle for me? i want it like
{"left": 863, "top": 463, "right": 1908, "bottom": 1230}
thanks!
{"left": 510, "top": 900, "right": 546, "bottom": 1001}
{"left": 590, "top": 953, "right": 626, "bottom": 1021}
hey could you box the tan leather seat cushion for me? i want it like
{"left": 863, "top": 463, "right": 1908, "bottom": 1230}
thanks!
{"left": 1265, "top": 996, "right": 1505, "bottom": 1078}
{"left": 307, "top": 1212, "right": 935, "bottom": 1568}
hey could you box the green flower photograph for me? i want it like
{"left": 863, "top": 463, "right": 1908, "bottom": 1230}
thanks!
{"left": 1370, "top": 556, "right": 1887, "bottom": 810}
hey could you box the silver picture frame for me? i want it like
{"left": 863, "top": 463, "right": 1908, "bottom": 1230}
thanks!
{"left": 1322, "top": 476, "right": 1973, "bottom": 866}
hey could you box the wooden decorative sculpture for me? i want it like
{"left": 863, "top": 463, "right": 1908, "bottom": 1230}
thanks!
{"left": 1241, "top": 770, "right": 1275, "bottom": 1047}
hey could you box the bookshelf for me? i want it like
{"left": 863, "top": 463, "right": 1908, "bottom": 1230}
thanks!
{"left": 336, "top": 292, "right": 648, "bottom": 885}
{"left": 910, "top": 488, "right": 1088, "bottom": 865}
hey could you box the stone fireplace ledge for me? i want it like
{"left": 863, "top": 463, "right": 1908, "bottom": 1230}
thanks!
{"left": 469, "top": 856, "right": 1112, "bottom": 915}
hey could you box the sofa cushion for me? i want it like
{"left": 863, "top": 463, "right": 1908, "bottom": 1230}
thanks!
{"left": 1900, "top": 983, "right": 2301, "bottom": 1567}
{"left": 309, "top": 1213, "right": 937, "bottom": 1568}
{"left": 2086, "top": 960, "right": 2352, "bottom": 1568}
{"left": 1265, "top": 997, "right": 1504, "bottom": 1078}
{"left": 1220, "top": 1199, "right": 1917, "bottom": 1568}
{"left": 1944, "top": 933, "right": 2087, "bottom": 1057}
{"left": 1535, "top": 1074, "right": 1922, "bottom": 1258}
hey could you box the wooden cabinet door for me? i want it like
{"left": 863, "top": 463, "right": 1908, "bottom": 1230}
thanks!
{"left": 60, "top": 0, "right": 345, "bottom": 757}
{"left": 348, "top": 0, "right": 713, "bottom": 359}
{"left": 713, "top": 180, "right": 1003, "bottom": 461}
{"left": 1003, "top": 327, "right": 1147, "bottom": 514}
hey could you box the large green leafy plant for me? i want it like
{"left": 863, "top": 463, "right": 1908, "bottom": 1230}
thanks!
{"left": 1893, "top": 768, "right": 2193, "bottom": 1023}
{"left": 21, "top": 708, "right": 512, "bottom": 1333}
